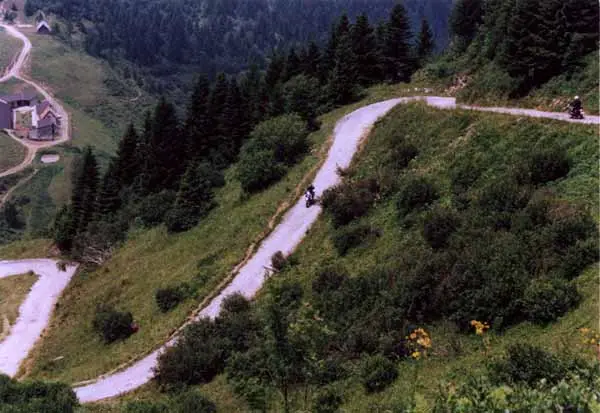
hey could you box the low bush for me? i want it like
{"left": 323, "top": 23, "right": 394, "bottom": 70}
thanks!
{"left": 361, "top": 354, "right": 399, "bottom": 393}
{"left": 124, "top": 390, "right": 216, "bottom": 413}
{"left": 527, "top": 147, "right": 570, "bottom": 185}
{"left": 237, "top": 148, "right": 286, "bottom": 193}
{"left": 422, "top": 208, "right": 459, "bottom": 249}
{"left": 155, "top": 283, "right": 192, "bottom": 313}
{"left": 92, "top": 305, "right": 134, "bottom": 343}
{"left": 0, "top": 374, "right": 78, "bottom": 413}
{"left": 313, "top": 386, "right": 343, "bottom": 413}
{"left": 490, "top": 343, "right": 566, "bottom": 386}
{"left": 332, "top": 223, "right": 376, "bottom": 255}
{"left": 521, "top": 278, "right": 580, "bottom": 324}
{"left": 271, "top": 251, "right": 287, "bottom": 271}
{"left": 135, "top": 190, "right": 176, "bottom": 227}
{"left": 321, "top": 178, "right": 379, "bottom": 227}
{"left": 397, "top": 176, "right": 439, "bottom": 218}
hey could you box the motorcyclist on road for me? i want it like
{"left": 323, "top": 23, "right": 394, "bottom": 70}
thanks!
{"left": 305, "top": 184, "right": 316, "bottom": 206}
{"left": 570, "top": 95, "right": 583, "bottom": 117}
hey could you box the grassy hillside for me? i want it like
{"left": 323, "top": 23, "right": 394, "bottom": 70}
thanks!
{"left": 0, "top": 272, "right": 38, "bottom": 337}
{"left": 75, "top": 103, "right": 598, "bottom": 412}
{"left": 0, "top": 131, "right": 26, "bottom": 174}
{"left": 0, "top": 28, "right": 21, "bottom": 72}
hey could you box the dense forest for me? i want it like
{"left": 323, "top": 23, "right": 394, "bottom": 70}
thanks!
{"left": 24, "top": 0, "right": 452, "bottom": 79}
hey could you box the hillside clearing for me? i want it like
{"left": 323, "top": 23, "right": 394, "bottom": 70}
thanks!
{"left": 0, "top": 131, "right": 27, "bottom": 175}
{"left": 0, "top": 29, "right": 20, "bottom": 73}
{"left": 0, "top": 272, "right": 38, "bottom": 337}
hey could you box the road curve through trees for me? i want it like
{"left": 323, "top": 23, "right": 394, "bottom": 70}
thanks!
{"left": 0, "top": 23, "right": 71, "bottom": 178}
{"left": 0, "top": 97, "right": 597, "bottom": 402}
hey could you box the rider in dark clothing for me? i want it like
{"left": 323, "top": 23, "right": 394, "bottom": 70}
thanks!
{"left": 306, "top": 185, "right": 316, "bottom": 205}
{"left": 571, "top": 96, "right": 582, "bottom": 111}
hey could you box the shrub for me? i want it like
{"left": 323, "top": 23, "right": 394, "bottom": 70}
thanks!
{"left": 271, "top": 251, "right": 287, "bottom": 271}
{"left": 175, "top": 391, "right": 216, "bottom": 413}
{"left": 361, "top": 354, "right": 399, "bottom": 393}
{"left": 155, "top": 283, "right": 192, "bottom": 313}
{"left": 422, "top": 208, "right": 459, "bottom": 249}
{"left": 236, "top": 148, "right": 286, "bottom": 193}
{"left": 92, "top": 305, "right": 134, "bottom": 343}
{"left": 321, "top": 179, "right": 379, "bottom": 227}
{"left": 527, "top": 147, "right": 570, "bottom": 185}
{"left": 558, "top": 238, "right": 599, "bottom": 279}
{"left": 313, "top": 386, "right": 343, "bottom": 413}
{"left": 387, "top": 140, "right": 419, "bottom": 171}
{"left": 521, "top": 278, "right": 580, "bottom": 324}
{"left": 332, "top": 223, "right": 376, "bottom": 255}
{"left": 477, "top": 175, "right": 530, "bottom": 214}
{"left": 0, "top": 375, "right": 78, "bottom": 413}
{"left": 490, "top": 344, "right": 566, "bottom": 386}
{"left": 397, "top": 176, "right": 439, "bottom": 217}
{"left": 155, "top": 318, "right": 226, "bottom": 387}
{"left": 135, "top": 190, "right": 176, "bottom": 227}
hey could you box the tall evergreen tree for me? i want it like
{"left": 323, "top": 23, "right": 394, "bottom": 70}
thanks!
{"left": 184, "top": 75, "right": 211, "bottom": 162}
{"left": 450, "top": 0, "right": 483, "bottom": 43}
{"left": 350, "top": 13, "right": 381, "bottom": 86}
{"left": 300, "top": 41, "right": 321, "bottom": 79}
{"left": 383, "top": 4, "right": 414, "bottom": 83}
{"left": 265, "top": 51, "right": 285, "bottom": 90}
{"left": 328, "top": 32, "right": 359, "bottom": 105}
{"left": 54, "top": 205, "right": 75, "bottom": 252}
{"left": 321, "top": 15, "right": 351, "bottom": 84}
{"left": 221, "top": 78, "right": 248, "bottom": 161}
{"left": 114, "top": 123, "right": 139, "bottom": 187}
{"left": 207, "top": 73, "right": 230, "bottom": 165}
{"left": 281, "top": 47, "right": 302, "bottom": 83}
{"left": 96, "top": 160, "right": 122, "bottom": 218}
{"left": 416, "top": 19, "right": 435, "bottom": 67}
{"left": 148, "top": 97, "right": 183, "bottom": 190}
{"left": 70, "top": 146, "right": 99, "bottom": 237}
{"left": 134, "top": 111, "right": 153, "bottom": 195}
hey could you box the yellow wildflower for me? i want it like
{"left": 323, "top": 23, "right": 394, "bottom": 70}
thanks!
{"left": 411, "top": 351, "right": 421, "bottom": 360}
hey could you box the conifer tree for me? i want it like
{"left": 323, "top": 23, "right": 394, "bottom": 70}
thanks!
{"left": 321, "top": 15, "right": 351, "bottom": 84}
{"left": 328, "top": 32, "right": 358, "bottom": 105}
{"left": 149, "top": 97, "right": 182, "bottom": 190}
{"left": 382, "top": 4, "right": 413, "bottom": 83}
{"left": 114, "top": 123, "right": 139, "bottom": 187}
{"left": 165, "top": 162, "right": 217, "bottom": 233}
{"left": 300, "top": 41, "right": 321, "bottom": 79}
{"left": 240, "top": 65, "right": 268, "bottom": 127}
{"left": 184, "top": 75, "right": 211, "bottom": 162}
{"left": 70, "top": 146, "right": 99, "bottom": 237}
{"left": 265, "top": 51, "right": 285, "bottom": 90}
{"left": 281, "top": 47, "right": 301, "bottom": 83}
{"left": 134, "top": 111, "right": 153, "bottom": 195}
{"left": 350, "top": 13, "right": 381, "bottom": 86}
{"left": 54, "top": 205, "right": 75, "bottom": 252}
{"left": 416, "top": 19, "right": 434, "bottom": 67}
{"left": 221, "top": 78, "right": 248, "bottom": 161}
{"left": 96, "top": 160, "right": 121, "bottom": 218}
{"left": 207, "top": 73, "right": 230, "bottom": 165}
{"left": 450, "top": 0, "right": 483, "bottom": 43}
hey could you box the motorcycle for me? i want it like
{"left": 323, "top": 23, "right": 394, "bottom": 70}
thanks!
{"left": 569, "top": 106, "right": 584, "bottom": 120}
{"left": 305, "top": 192, "right": 316, "bottom": 208}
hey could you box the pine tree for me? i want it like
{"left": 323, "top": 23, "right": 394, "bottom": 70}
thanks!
{"left": 148, "top": 97, "right": 183, "bottom": 191}
{"left": 265, "top": 51, "right": 285, "bottom": 89}
{"left": 96, "top": 160, "right": 122, "bottom": 218}
{"left": 416, "top": 19, "right": 435, "bottom": 67}
{"left": 328, "top": 32, "right": 358, "bottom": 105}
{"left": 560, "top": 0, "right": 600, "bottom": 70}
{"left": 207, "top": 73, "right": 230, "bottom": 165}
{"left": 54, "top": 205, "right": 75, "bottom": 252}
{"left": 165, "top": 162, "right": 217, "bottom": 233}
{"left": 383, "top": 4, "right": 414, "bottom": 83}
{"left": 300, "top": 41, "right": 321, "bottom": 79}
{"left": 350, "top": 13, "right": 381, "bottom": 86}
{"left": 134, "top": 111, "right": 153, "bottom": 195}
{"left": 321, "top": 15, "right": 351, "bottom": 84}
{"left": 281, "top": 47, "right": 302, "bottom": 83}
{"left": 221, "top": 78, "right": 248, "bottom": 161}
{"left": 114, "top": 123, "right": 139, "bottom": 187}
{"left": 184, "top": 75, "right": 211, "bottom": 161}
{"left": 450, "top": 0, "right": 483, "bottom": 43}
{"left": 70, "top": 146, "right": 99, "bottom": 237}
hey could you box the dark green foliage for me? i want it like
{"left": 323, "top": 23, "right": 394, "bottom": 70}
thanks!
{"left": 527, "top": 147, "right": 570, "bottom": 185}
{"left": 0, "top": 374, "right": 78, "bottom": 413}
{"left": 282, "top": 74, "right": 321, "bottom": 129}
{"left": 71, "top": 146, "right": 99, "bottom": 236}
{"left": 123, "top": 390, "right": 215, "bottom": 413}
{"left": 165, "top": 163, "right": 221, "bottom": 233}
{"left": 350, "top": 13, "right": 381, "bottom": 86}
{"left": 422, "top": 207, "right": 459, "bottom": 249}
{"left": 53, "top": 205, "right": 75, "bottom": 252}
{"left": 417, "top": 19, "right": 435, "bottom": 67}
{"left": 396, "top": 176, "right": 438, "bottom": 218}
{"left": 361, "top": 354, "right": 399, "bottom": 393}
{"left": 332, "top": 223, "right": 376, "bottom": 255}
{"left": 382, "top": 4, "right": 413, "bottom": 83}
{"left": 92, "top": 305, "right": 134, "bottom": 343}
{"left": 3, "top": 201, "right": 24, "bottom": 229}
{"left": 155, "top": 283, "right": 192, "bottom": 313}
{"left": 114, "top": 123, "right": 139, "bottom": 187}
{"left": 321, "top": 178, "right": 379, "bottom": 227}
{"left": 521, "top": 278, "right": 581, "bottom": 324}
{"left": 184, "top": 75, "right": 211, "bottom": 161}
{"left": 237, "top": 114, "right": 309, "bottom": 192}
{"left": 328, "top": 30, "right": 360, "bottom": 105}
{"left": 490, "top": 344, "right": 566, "bottom": 386}
{"left": 95, "top": 161, "right": 122, "bottom": 218}
{"left": 449, "top": 0, "right": 483, "bottom": 43}
{"left": 134, "top": 190, "right": 176, "bottom": 227}
{"left": 313, "top": 386, "right": 343, "bottom": 413}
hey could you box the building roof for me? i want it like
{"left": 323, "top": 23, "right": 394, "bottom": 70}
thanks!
{"left": 0, "top": 90, "right": 37, "bottom": 104}
{"left": 36, "top": 100, "right": 50, "bottom": 115}
{"left": 37, "top": 117, "right": 56, "bottom": 128}
{"left": 0, "top": 101, "right": 11, "bottom": 129}
{"left": 36, "top": 20, "right": 51, "bottom": 32}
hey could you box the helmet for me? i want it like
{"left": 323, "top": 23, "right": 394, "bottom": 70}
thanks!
{"left": 575, "top": 96, "right": 580, "bottom": 100}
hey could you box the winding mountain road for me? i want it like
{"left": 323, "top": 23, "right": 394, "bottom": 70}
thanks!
{"left": 0, "top": 23, "right": 70, "bottom": 178}
{"left": 0, "top": 24, "right": 598, "bottom": 402}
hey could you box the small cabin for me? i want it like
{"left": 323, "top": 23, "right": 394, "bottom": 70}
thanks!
{"left": 36, "top": 20, "right": 51, "bottom": 34}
